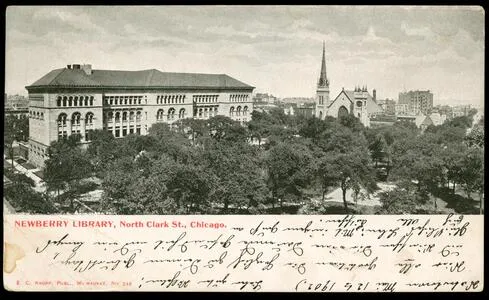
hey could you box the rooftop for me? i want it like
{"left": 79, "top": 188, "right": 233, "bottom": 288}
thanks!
{"left": 26, "top": 66, "right": 254, "bottom": 90}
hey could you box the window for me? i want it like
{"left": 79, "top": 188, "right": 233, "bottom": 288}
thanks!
{"left": 168, "top": 108, "right": 176, "bottom": 120}
{"left": 236, "top": 106, "right": 242, "bottom": 116}
{"left": 90, "top": 96, "right": 94, "bottom": 106}
{"left": 230, "top": 107, "right": 235, "bottom": 117}
{"left": 72, "top": 112, "right": 81, "bottom": 125}
{"left": 115, "top": 112, "right": 120, "bottom": 122}
{"left": 178, "top": 108, "right": 185, "bottom": 119}
{"left": 68, "top": 96, "right": 73, "bottom": 107}
{"left": 157, "top": 109, "right": 164, "bottom": 121}
{"left": 58, "top": 113, "right": 67, "bottom": 126}
{"left": 243, "top": 106, "right": 248, "bottom": 116}
{"left": 136, "top": 111, "right": 141, "bottom": 121}
{"left": 57, "top": 96, "right": 62, "bottom": 107}
{"left": 122, "top": 111, "right": 127, "bottom": 121}
{"left": 74, "top": 96, "right": 78, "bottom": 106}
{"left": 63, "top": 96, "right": 67, "bottom": 107}
{"left": 130, "top": 111, "right": 135, "bottom": 121}
{"left": 86, "top": 112, "right": 94, "bottom": 125}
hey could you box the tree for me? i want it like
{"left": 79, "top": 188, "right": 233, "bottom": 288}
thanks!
{"left": 208, "top": 115, "right": 247, "bottom": 143}
{"left": 44, "top": 138, "right": 92, "bottom": 209}
{"left": 369, "top": 133, "right": 388, "bottom": 167}
{"left": 327, "top": 150, "right": 376, "bottom": 211}
{"left": 266, "top": 142, "right": 313, "bottom": 211}
{"left": 458, "top": 147, "right": 484, "bottom": 203}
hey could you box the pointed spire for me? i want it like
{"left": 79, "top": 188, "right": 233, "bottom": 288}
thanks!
{"left": 318, "top": 41, "right": 328, "bottom": 87}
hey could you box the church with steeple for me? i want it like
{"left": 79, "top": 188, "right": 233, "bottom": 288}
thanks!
{"left": 314, "top": 42, "right": 382, "bottom": 127}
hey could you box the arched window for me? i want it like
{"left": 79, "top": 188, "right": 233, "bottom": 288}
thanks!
{"left": 136, "top": 111, "right": 141, "bottom": 121}
{"left": 72, "top": 112, "right": 81, "bottom": 125}
{"left": 107, "top": 111, "right": 113, "bottom": 122}
{"left": 157, "top": 109, "right": 164, "bottom": 121}
{"left": 74, "top": 96, "right": 78, "bottom": 106}
{"left": 236, "top": 106, "right": 242, "bottom": 116}
{"left": 58, "top": 113, "right": 67, "bottom": 125}
{"left": 124, "top": 97, "right": 128, "bottom": 105}
{"left": 115, "top": 112, "right": 120, "bottom": 122}
{"left": 85, "top": 112, "right": 94, "bottom": 125}
{"left": 84, "top": 96, "right": 89, "bottom": 106}
{"left": 68, "top": 96, "right": 73, "bottom": 107}
{"left": 129, "top": 111, "right": 135, "bottom": 121}
{"left": 198, "top": 108, "right": 203, "bottom": 118}
{"left": 63, "top": 96, "right": 67, "bottom": 107}
{"left": 90, "top": 96, "right": 94, "bottom": 106}
{"left": 243, "top": 106, "right": 248, "bottom": 116}
{"left": 168, "top": 108, "right": 176, "bottom": 120}
{"left": 179, "top": 108, "right": 185, "bottom": 119}
{"left": 122, "top": 111, "right": 128, "bottom": 121}
{"left": 230, "top": 106, "right": 235, "bottom": 117}
{"left": 57, "top": 96, "right": 62, "bottom": 107}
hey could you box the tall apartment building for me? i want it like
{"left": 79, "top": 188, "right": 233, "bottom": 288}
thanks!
{"left": 398, "top": 90, "right": 433, "bottom": 115}
{"left": 25, "top": 64, "right": 254, "bottom": 168}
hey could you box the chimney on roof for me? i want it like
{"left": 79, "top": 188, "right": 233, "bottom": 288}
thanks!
{"left": 67, "top": 65, "right": 72, "bottom": 69}
{"left": 81, "top": 64, "right": 92, "bottom": 75}
{"left": 73, "top": 64, "right": 81, "bottom": 69}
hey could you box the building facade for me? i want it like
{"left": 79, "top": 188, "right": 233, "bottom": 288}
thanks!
{"left": 314, "top": 44, "right": 381, "bottom": 127}
{"left": 398, "top": 90, "right": 433, "bottom": 115}
{"left": 25, "top": 64, "right": 254, "bottom": 167}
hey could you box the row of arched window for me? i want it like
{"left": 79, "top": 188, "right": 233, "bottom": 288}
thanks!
{"left": 57, "top": 112, "right": 95, "bottom": 141}
{"left": 104, "top": 95, "right": 143, "bottom": 106}
{"left": 193, "top": 94, "right": 219, "bottom": 103}
{"left": 229, "top": 106, "right": 249, "bottom": 117}
{"left": 230, "top": 94, "right": 249, "bottom": 102}
{"left": 157, "top": 94, "right": 185, "bottom": 104}
{"left": 57, "top": 112, "right": 94, "bottom": 126}
{"left": 29, "top": 110, "right": 44, "bottom": 120}
{"left": 56, "top": 95, "right": 94, "bottom": 107}
{"left": 157, "top": 108, "right": 185, "bottom": 121}
{"left": 105, "top": 111, "right": 142, "bottom": 123}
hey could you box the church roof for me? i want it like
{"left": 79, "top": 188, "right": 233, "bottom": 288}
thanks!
{"left": 27, "top": 67, "right": 254, "bottom": 90}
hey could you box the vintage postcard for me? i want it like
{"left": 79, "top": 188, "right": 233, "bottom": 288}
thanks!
{"left": 3, "top": 5, "right": 484, "bottom": 292}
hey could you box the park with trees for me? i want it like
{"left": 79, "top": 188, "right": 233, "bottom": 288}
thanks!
{"left": 4, "top": 107, "right": 484, "bottom": 215}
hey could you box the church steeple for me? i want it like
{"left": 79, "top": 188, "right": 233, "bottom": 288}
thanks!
{"left": 318, "top": 41, "right": 329, "bottom": 88}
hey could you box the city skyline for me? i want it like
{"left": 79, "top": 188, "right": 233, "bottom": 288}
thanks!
{"left": 6, "top": 6, "right": 485, "bottom": 109}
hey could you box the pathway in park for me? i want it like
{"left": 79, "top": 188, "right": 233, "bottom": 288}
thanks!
{"left": 4, "top": 154, "right": 46, "bottom": 193}
{"left": 322, "top": 182, "right": 397, "bottom": 207}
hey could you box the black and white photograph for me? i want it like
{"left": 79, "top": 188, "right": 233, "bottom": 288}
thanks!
{"left": 4, "top": 5, "right": 485, "bottom": 216}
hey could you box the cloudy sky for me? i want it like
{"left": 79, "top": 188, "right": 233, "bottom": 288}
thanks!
{"left": 5, "top": 6, "right": 485, "bottom": 108}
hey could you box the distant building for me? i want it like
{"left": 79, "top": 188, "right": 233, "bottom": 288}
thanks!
{"left": 283, "top": 102, "right": 315, "bottom": 118}
{"left": 5, "top": 94, "right": 29, "bottom": 119}
{"left": 395, "top": 103, "right": 409, "bottom": 116}
{"left": 452, "top": 104, "right": 472, "bottom": 117}
{"left": 428, "top": 112, "right": 447, "bottom": 126}
{"left": 398, "top": 90, "right": 433, "bottom": 115}
{"left": 377, "top": 98, "right": 396, "bottom": 115}
{"left": 253, "top": 93, "right": 278, "bottom": 104}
